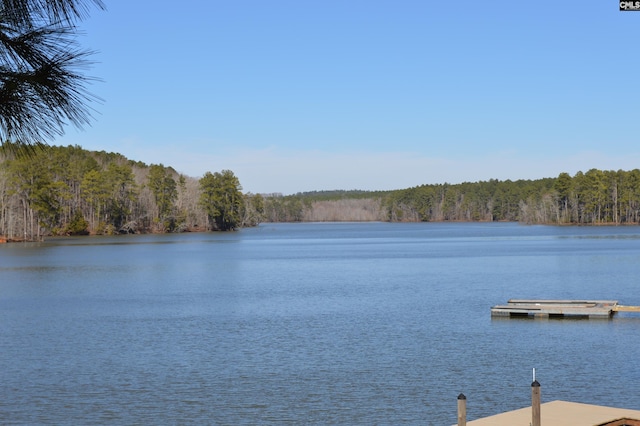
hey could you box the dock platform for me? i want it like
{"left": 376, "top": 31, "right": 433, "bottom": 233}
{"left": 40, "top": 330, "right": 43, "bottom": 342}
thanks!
{"left": 490, "top": 299, "right": 629, "bottom": 319}
{"left": 455, "top": 400, "right": 640, "bottom": 426}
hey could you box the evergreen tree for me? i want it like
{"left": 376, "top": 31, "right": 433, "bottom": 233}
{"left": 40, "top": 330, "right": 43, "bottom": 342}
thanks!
{"left": 199, "top": 170, "right": 243, "bottom": 231}
{"left": 147, "top": 164, "right": 177, "bottom": 231}
{"left": 1, "top": 0, "right": 104, "bottom": 147}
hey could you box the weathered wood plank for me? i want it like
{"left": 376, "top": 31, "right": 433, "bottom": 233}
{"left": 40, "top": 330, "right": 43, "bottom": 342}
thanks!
{"left": 613, "top": 305, "right": 640, "bottom": 312}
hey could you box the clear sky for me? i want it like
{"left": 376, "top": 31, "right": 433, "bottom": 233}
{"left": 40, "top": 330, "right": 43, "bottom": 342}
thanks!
{"left": 59, "top": 0, "right": 640, "bottom": 195}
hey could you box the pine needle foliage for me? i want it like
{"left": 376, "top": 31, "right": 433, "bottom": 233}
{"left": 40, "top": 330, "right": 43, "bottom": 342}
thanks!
{"left": 0, "top": 0, "right": 104, "bottom": 148}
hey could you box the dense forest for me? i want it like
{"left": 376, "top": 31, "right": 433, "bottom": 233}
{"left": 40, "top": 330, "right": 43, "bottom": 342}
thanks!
{"left": 384, "top": 170, "right": 640, "bottom": 224}
{"left": 0, "top": 145, "right": 264, "bottom": 241}
{"left": 1, "top": 145, "right": 639, "bottom": 241}
{"left": 260, "top": 170, "right": 640, "bottom": 226}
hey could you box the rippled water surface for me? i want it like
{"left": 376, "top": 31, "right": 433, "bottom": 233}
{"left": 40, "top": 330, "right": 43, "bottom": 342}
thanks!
{"left": 1, "top": 222, "right": 640, "bottom": 425}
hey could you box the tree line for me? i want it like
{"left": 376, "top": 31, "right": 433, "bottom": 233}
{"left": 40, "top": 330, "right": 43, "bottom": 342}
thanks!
{"left": 0, "top": 145, "right": 264, "bottom": 241}
{"left": 260, "top": 170, "right": 640, "bottom": 226}
{"left": 2, "top": 145, "right": 640, "bottom": 241}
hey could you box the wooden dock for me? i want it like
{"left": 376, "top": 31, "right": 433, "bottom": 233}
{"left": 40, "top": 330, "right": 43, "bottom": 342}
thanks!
{"left": 455, "top": 400, "right": 640, "bottom": 426}
{"left": 490, "top": 299, "right": 640, "bottom": 319}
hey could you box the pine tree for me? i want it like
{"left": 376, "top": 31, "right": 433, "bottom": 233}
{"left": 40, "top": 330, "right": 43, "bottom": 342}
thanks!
{"left": 0, "top": 0, "right": 104, "bottom": 147}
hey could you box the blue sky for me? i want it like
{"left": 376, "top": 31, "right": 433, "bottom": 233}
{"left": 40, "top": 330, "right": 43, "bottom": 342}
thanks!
{"left": 60, "top": 1, "right": 640, "bottom": 194}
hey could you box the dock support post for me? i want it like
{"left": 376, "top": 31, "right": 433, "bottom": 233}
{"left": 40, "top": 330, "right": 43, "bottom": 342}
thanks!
{"left": 531, "top": 380, "right": 541, "bottom": 426}
{"left": 457, "top": 393, "right": 466, "bottom": 426}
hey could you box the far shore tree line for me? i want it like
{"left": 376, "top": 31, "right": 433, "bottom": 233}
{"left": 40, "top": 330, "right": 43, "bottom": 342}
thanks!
{"left": 261, "top": 169, "right": 640, "bottom": 226}
{"left": 1, "top": 145, "right": 639, "bottom": 241}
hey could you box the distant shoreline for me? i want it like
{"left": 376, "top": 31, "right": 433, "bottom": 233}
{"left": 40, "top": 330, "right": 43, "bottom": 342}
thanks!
{"left": 4, "top": 219, "right": 638, "bottom": 243}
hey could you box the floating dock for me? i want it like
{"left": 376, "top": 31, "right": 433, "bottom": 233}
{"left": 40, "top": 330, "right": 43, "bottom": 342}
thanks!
{"left": 491, "top": 299, "right": 640, "bottom": 319}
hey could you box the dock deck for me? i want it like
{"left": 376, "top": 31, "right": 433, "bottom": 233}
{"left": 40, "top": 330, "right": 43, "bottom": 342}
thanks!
{"left": 491, "top": 299, "right": 620, "bottom": 319}
{"left": 455, "top": 400, "right": 640, "bottom": 426}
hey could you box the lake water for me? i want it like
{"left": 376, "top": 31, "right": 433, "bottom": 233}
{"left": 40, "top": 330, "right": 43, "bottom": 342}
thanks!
{"left": 1, "top": 222, "right": 640, "bottom": 425}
